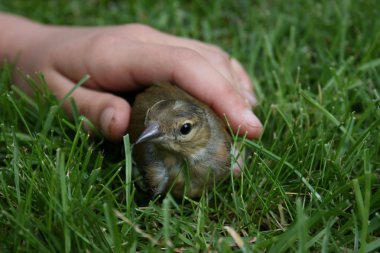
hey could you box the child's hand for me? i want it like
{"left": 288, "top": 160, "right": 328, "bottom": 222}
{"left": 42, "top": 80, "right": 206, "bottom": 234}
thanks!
{"left": 2, "top": 14, "right": 262, "bottom": 141}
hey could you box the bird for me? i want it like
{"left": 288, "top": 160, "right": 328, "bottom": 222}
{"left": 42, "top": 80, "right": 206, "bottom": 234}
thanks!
{"left": 129, "top": 83, "right": 232, "bottom": 199}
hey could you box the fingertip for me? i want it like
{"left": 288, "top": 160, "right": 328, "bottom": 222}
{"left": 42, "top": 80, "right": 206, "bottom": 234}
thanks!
{"left": 214, "top": 92, "right": 262, "bottom": 139}
{"left": 99, "top": 100, "right": 131, "bottom": 142}
{"left": 226, "top": 109, "right": 262, "bottom": 139}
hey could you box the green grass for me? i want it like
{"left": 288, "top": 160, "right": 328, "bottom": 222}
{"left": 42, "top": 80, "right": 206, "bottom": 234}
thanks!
{"left": 1, "top": 0, "right": 379, "bottom": 252}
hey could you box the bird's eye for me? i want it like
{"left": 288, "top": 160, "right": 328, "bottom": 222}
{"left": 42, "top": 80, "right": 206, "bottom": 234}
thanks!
{"left": 180, "top": 123, "right": 192, "bottom": 135}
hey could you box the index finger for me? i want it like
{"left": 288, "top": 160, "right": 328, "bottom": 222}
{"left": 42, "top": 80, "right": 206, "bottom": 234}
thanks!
{"left": 121, "top": 45, "right": 263, "bottom": 138}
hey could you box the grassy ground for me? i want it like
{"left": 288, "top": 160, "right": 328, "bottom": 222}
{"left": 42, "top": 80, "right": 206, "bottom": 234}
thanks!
{"left": 1, "top": 1, "right": 379, "bottom": 252}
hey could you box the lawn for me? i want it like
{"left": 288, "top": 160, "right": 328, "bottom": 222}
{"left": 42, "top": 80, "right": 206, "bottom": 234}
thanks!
{"left": 0, "top": 1, "right": 379, "bottom": 252}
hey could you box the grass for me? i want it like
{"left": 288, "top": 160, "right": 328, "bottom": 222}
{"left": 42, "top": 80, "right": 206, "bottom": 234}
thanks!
{"left": 0, "top": 0, "right": 379, "bottom": 252}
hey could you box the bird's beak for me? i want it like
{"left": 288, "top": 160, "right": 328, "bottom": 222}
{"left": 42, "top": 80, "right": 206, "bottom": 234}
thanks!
{"left": 135, "top": 122, "right": 162, "bottom": 144}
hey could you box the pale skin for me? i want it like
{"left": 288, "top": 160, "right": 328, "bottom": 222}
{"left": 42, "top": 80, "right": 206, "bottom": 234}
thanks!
{"left": 0, "top": 13, "right": 262, "bottom": 142}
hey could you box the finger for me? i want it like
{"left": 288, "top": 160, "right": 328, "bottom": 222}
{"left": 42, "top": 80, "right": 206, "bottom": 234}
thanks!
{"left": 136, "top": 31, "right": 257, "bottom": 107}
{"left": 156, "top": 35, "right": 239, "bottom": 87}
{"left": 120, "top": 27, "right": 239, "bottom": 89}
{"left": 139, "top": 27, "right": 227, "bottom": 56}
{"left": 115, "top": 45, "right": 263, "bottom": 138}
{"left": 154, "top": 34, "right": 258, "bottom": 107}
{"left": 44, "top": 70, "right": 131, "bottom": 142}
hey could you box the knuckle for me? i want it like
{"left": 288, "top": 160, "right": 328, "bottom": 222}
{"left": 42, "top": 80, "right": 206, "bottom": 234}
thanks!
{"left": 87, "top": 34, "right": 120, "bottom": 54}
{"left": 212, "top": 51, "right": 230, "bottom": 65}
{"left": 88, "top": 33, "right": 121, "bottom": 49}
{"left": 172, "top": 47, "right": 201, "bottom": 61}
{"left": 222, "top": 83, "right": 235, "bottom": 95}
{"left": 84, "top": 34, "right": 121, "bottom": 61}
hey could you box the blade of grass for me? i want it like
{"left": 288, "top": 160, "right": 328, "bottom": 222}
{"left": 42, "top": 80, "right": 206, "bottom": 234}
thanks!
{"left": 11, "top": 128, "right": 21, "bottom": 204}
{"left": 299, "top": 89, "right": 354, "bottom": 142}
{"left": 296, "top": 199, "right": 308, "bottom": 253}
{"left": 163, "top": 197, "right": 173, "bottom": 251}
{"left": 11, "top": 85, "right": 38, "bottom": 111}
{"left": 57, "top": 149, "right": 71, "bottom": 253}
{"left": 358, "top": 58, "right": 380, "bottom": 71}
{"left": 352, "top": 149, "right": 372, "bottom": 253}
{"left": 42, "top": 75, "right": 90, "bottom": 136}
{"left": 244, "top": 139, "right": 322, "bottom": 202}
{"left": 6, "top": 93, "right": 32, "bottom": 135}
{"left": 103, "top": 202, "right": 122, "bottom": 253}
{"left": 123, "top": 134, "right": 133, "bottom": 217}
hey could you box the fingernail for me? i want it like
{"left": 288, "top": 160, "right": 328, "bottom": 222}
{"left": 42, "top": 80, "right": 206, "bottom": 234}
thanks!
{"left": 100, "top": 107, "right": 115, "bottom": 134}
{"left": 243, "top": 109, "right": 262, "bottom": 129}
{"left": 243, "top": 90, "right": 257, "bottom": 106}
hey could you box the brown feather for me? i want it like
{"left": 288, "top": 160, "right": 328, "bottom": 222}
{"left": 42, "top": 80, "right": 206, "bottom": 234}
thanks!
{"left": 129, "top": 83, "right": 231, "bottom": 198}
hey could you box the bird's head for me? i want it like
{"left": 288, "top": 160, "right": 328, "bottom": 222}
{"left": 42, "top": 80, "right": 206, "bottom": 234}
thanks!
{"left": 135, "top": 99, "right": 211, "bottom": 157}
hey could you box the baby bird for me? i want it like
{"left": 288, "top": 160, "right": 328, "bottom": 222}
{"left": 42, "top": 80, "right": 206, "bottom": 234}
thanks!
{"left": 129, "top": 83, "right": 232, "bottom": 199}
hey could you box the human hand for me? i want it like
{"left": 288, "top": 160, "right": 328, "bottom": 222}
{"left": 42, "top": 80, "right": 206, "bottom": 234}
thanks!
{"left": 2, "top": 14, "right": 262, "bottom": 142}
